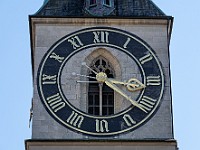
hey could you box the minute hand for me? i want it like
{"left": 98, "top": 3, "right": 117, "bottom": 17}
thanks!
{"left": 105, "top": 78, "right": 147, "bottom": 113}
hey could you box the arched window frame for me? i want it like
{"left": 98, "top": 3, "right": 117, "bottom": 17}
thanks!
{"left": 87, "top": 56, "right": 115, "bottom": 116}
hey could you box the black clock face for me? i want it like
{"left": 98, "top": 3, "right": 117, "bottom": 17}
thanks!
{"left": 37, "top": 27, "right": 164, "bottom": 136}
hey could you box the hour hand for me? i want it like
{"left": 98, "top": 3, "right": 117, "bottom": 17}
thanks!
{"left": 105, "top": 78, "right": 147, "bottom": 113}
{"left": 109, "top": 78, "right": 145, "bottom": 92}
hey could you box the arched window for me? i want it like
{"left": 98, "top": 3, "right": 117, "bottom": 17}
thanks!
{"left": 103, "top": 0, "right": 111, "bottom": 6}
{"left": 88, "top": 57, "right": 114, "bottom": 116}
{"left": 90, "top": 0, "right": 96, "bottom": 5}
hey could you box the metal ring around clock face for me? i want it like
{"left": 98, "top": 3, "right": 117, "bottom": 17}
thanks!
{"left": 37, "top": 27, "right": 164, "bottom": 136}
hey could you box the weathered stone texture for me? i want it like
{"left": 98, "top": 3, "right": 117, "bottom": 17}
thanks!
{"left": 31, "top": 18, "right": 173, "bottom": 140}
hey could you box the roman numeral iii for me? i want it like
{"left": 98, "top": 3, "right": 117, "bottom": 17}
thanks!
{"left": 147, "top": 76, "right": 161, "bottom": 86}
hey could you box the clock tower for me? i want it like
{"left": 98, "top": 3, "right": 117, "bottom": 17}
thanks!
{"left": 26, "top": 0, "right": 178, "bottom": 150}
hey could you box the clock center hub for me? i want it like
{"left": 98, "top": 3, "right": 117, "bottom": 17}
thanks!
{"left": 96, "top": 72, "right": 107, "bottom": 83}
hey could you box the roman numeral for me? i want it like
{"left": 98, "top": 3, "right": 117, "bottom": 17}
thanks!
{"left": 49, "top": 52, "right": 65, "bottom": 63}
{"left": 147, "top": 76, "right": 161, "bottom": 86}
{"left": 93, "top": 31, "right": 109, "bottom": 44}
{"left": 42, "top": 74, "right": 57, "bottom": 85}
{"left": 123, "top": 114, "right": 136, "bottom": 127}
{"left": 139, "top": 53, "right": 153, "bottom": 64}
{"left": 66, "top": 111, "right": 84, "bottom": 128}
{"left": 46, "top": 93, "right": 65, "bottom": 112}
{"left": 123, "top": 37, "right": 131, "bottom": 48}
{"left": 139, "top": 96, "right": 157, "bottom": 112}
{"left": 96, "top": 119, "right": 109, "bottom": 132}
{"left": 68, "top": 36, "right": 84, "bottom": 49}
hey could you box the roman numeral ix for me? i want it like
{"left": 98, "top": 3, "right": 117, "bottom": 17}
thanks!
{"left": 42, "top": 74, "right": 57, "bottom": 85}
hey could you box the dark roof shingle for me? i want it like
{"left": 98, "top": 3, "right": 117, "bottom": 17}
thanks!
{"left": 34, "top": 0, "right": 165, "bottom": 17}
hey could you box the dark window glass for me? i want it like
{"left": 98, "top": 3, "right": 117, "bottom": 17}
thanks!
{"left": 88, "top": 107, "right": 93, "bottom": 114}
{"left": 94, "top": 107, "right": 100, "bottom": 115}
{"left": 88, "top": 57, "right": 114, "bottom": 116}
{"left": 90, "top": 0, "right": 96, "bottom": 5}
{"left": 104, "top": 0, "right": 111, "bottom": 6}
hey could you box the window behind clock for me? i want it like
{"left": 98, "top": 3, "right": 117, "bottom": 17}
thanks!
{"left": 88, "top": 57, "right": 114, "bottom": 116}
{"left": 90, "top": 0, "right": 97, "bottom": 6}
{"left": 103, "top": 0, "right": 111, "bottom": 6}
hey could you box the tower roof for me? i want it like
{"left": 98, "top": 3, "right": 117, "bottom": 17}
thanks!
{"left": 34, "top": 0, "right": 166, "bottom": 17}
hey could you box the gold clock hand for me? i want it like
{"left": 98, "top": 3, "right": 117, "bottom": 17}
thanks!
{"left": 76, "top": 81, "right": 98, "bottom": 83}
{"left": 72, "top": 72, "right": 96, "bottom": 79}
{"left": 104, "top": 78, "right": 147, "bottom": 113}
{"left": 82, "top": 62, "right": 98, "bottom": 75}
{"left": 95, "top": 72, "right": 147, "bottom": 113}
{"left": 109, "top": 78, "right": 145, "bottom": 92}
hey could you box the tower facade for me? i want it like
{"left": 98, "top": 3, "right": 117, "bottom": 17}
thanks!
{"left": 26, "top": 0, "right": 178, "bottom": 150}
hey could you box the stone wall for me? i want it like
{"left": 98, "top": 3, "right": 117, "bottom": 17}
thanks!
{"left": 30, "top": 18, "right": 173, "bottom": 140}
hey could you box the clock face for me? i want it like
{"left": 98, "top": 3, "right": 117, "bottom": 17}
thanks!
{"left": 37, "top": 27, "right": 164, "bottom": 136}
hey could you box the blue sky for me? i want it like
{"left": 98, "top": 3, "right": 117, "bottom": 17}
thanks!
{"left": 0, "top": 0, "right": 199, "bottom": 150}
